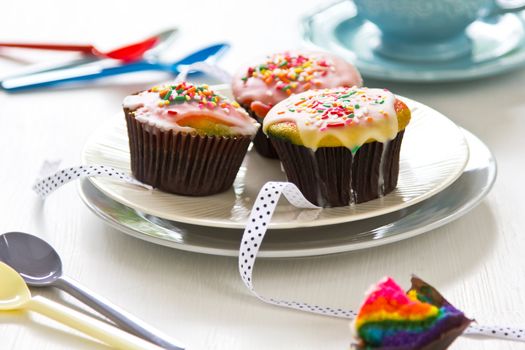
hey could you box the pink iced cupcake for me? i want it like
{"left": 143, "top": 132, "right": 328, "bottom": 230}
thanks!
{"left": 123, "top": 82, "right": 258, "bottom": 196}
{"left": 232, "top": 51, "right": 362, "bottom": 158}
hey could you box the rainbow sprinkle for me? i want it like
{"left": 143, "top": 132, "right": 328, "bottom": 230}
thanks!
{"left": 149, "top": 82, "right": 241, "bottom": 112}
{"left": 281, "top": 87, "right": 390, "bottom": 131}
{"left": 241, "top": 52, "right": 335, "bottom": 94}
{"left": 354, "top": 277, "right": 469, "bottom": 349}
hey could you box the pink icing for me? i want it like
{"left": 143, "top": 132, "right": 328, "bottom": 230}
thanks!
{"left": 231, "top": 51, "right": 363, "bottom": 112}
{"left": 123, "top": 83, "right": 259, "bottom": 136}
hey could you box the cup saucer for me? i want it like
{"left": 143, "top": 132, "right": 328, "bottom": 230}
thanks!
{"left": 302, "top": 0, "right": 525, "bottom": 82}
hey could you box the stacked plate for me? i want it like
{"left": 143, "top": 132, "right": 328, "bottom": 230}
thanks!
{"left": 79, "top": 85, "right": 496, "bottom": 258}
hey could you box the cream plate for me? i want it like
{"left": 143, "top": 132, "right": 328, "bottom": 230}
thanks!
{"left": 82, "top": 85, "right": 469, "bottom": 229}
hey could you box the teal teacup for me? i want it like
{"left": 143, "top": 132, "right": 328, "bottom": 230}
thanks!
{"left": 353, "top": 0, "right": 524, "bottom": 62}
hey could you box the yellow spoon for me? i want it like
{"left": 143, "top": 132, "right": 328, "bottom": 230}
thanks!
{"left": 0, "top": 262, "right": 163, "bottom": 350}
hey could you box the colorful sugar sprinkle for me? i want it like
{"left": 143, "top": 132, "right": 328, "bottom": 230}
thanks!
{"left": 149, "top": 82, "right": 241, "bottom": 112}
{"left": 241, "top": 52, "right": 336, "bottom": 93}
{"left": 279, "top": 87, "right": 392, "bottom": 131}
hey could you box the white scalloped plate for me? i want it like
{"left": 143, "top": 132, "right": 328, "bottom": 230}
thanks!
{"left": 82, "top": 85, "right": 469, "bottom": 229}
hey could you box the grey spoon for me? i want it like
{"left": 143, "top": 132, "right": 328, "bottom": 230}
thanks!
{"left": 0, "top": 231, "right": 184, "bottom": 350}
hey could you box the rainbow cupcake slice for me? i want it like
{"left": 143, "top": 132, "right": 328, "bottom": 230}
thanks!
{"left": 352, "top": 277, "right": 472, "bottom": 350}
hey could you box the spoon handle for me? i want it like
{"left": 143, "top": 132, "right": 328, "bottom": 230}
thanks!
{"left": 26, "top": 296, "right": 164, "bottom": 350}
{"left": 0, "top": 42, "right": 94, "bottom": 52}
{"left": 54, "top": 276, "right": 185, "bottom": 350}
{"left": 0, "top": 60, "right": 159, "bottom": 92}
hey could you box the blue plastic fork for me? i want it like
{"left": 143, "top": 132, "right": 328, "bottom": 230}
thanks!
{"left": 0, "top": 42, "right": 230, "bottom": 92}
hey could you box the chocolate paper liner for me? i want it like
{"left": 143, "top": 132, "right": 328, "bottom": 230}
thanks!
{"left": 408, "top": 276, "right": 472, "bottom": 350}
{"left": 270, "top": 131, "right": 405, "bottom": 207}
{"left": 125, "top": 109, "right": 251, "bottom": 196}
{"left": 241, "top": 103, "right": 280, "bottom": 159}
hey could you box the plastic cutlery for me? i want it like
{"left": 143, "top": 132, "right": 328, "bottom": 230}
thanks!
{"left": 0, "top": 42, "right": 229, "bottom": 92}
{"left": 0, "top": 262, "right": 165, "bottom": 350}
{"left": 0, "top": 232, "right": 185, "bottom": 350}
{"left": 0, "top": 29, "right": 178, "bottom": 80}
{"left": 0, "top": 28, "right": 176, "bottom": 61}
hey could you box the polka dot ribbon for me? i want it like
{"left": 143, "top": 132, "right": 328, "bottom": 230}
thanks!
{"left": 32, "top": 164, "right": 150, "bottom": 199}
{"left": 239, "top": 181, "right": 525, "bottom": 343}
{"left": 32, "top": 167, "right": 525, "bottom": 343}
{"left": 239, "top": 181, "right": 356, "bottom": 318}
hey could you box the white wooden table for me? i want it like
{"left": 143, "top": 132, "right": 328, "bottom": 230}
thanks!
{"left": 1, "top": 1, "right": 525, "bottom": 349}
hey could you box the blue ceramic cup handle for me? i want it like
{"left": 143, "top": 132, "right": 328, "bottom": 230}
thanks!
{"left": 491, "top": 0, "right": 525, "bottom": 15}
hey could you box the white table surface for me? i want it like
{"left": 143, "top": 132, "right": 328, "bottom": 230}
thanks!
{"left": 1, "top": 1, "right": 525, "bottom": 349}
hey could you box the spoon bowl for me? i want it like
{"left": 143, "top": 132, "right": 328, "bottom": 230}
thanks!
{"left": 100, "top": 36, "right": 159, "bottom": 62}
{"left": 0, "top": 262, "right": 31, "bottom": 310}
{"left": 101, "top": 28, "right": 178, "bottom": 61}
{"left": 0, "top": 232, "right": 62, "bottom": 287}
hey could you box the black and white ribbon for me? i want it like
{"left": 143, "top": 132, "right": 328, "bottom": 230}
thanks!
{"left": 32, "top": 164, "right": 149, "bottom": 199}
{"left": 33, "top": 167, "right": 525, "bottom": 342}
{"left": 238, "top": 182, "right": 356, "bottom": 318}
{"left": 238, "top": 181, "right": 525, "bottom": 342}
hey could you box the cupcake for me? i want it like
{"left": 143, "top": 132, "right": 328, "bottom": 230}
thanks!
{"left": 123, "top": 82, "right": 259, "bottom": 196}
{"left": 263, "top": 86, "right": 411, "bottom": 207}
{"left": 352, "top": 277, "right": 471, "bottom": 349}
{"left": 232, "top": 51, "right": 362, "bottom": 158}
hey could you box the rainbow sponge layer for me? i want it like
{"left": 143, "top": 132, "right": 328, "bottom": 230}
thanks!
{"left": 353, "top": 277, "right": 471, "bottom": 350}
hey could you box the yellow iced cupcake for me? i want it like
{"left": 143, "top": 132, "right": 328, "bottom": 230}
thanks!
{"left": 263, "top": 86, "right": 410, "bottom": 206}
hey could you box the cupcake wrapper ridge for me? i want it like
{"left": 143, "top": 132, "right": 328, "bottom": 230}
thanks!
{"left": 125, "top": 109, "right": 251, "bottom": 196}
{"left": 270, "top": 131, "right": 404, "bottom": 207}
{"left": 241, "top": 103, "right": 280, "bottom": 159}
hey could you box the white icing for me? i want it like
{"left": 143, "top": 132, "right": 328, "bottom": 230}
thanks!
{"left": 123, "top": 88, "right": 259, "bottom": 136}
{"left": 263, "top": 87, "right": 399, "bottom": 151}
{"left": 377, "top": 140, "right": 390, "bottom": 196}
